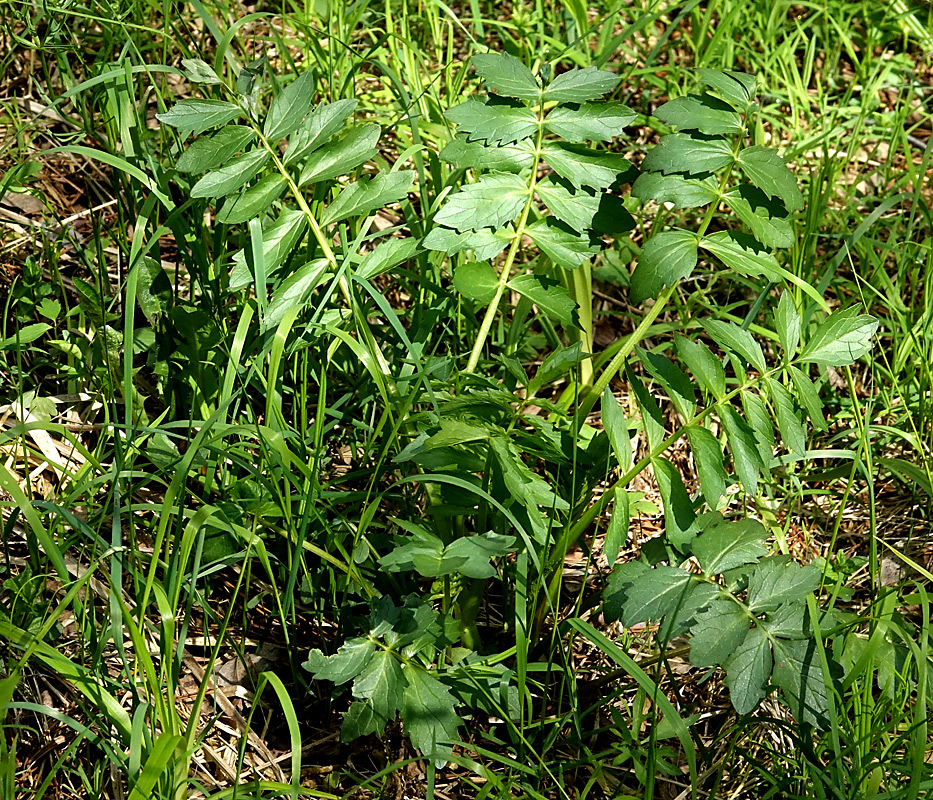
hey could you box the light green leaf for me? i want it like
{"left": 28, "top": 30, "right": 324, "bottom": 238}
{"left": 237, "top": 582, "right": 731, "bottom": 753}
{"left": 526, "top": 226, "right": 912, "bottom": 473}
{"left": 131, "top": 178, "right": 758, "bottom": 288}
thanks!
{"left": 655, "top": 93, "right": 743, "bottom": 135}
{"left": 544, "top": 66, "right": 620, "bottom": 103}
{"left": 453, "top": 261, "right": 498, "bottom": 303}
{"left": 702, "top": 318, "right": 767, "bottom": 373}
{"left": 692, "top": 514, "right": 768, "bottom": 574}
{"left": 434, "top": 172, "right": 528, "bottom": 232}
{"left": 541, "top": 142, "right": 636, "bottom": 190}
{"left": 472, "top": 53, "right": 541, "bottom": 102}
{"left": 401, "top": 668, "right": 461, "bottom": 766}
{"left": 321, "top": 171, "right": 415, "bottom": 226}
{"left": 181, "top": 58, "right": 221, "bottom": 84}
{"left": 685, "top": 425, "right": 727, "bottom": 506}
{"left": 356, "top": 237, "right": 420, "bottom": 280}
{"left": 720, "top": 404, "right": 764, "bottom": 496}
{"left": 775, "top": 291, "right": 800, "bottom": 357}
{"left": 490, "top": 436, "right": 569, "bottom": 511}
{"left": 262, "top": 258, "right": 329, "bottom": 332}
{"left": 529, "top": 342, "right": 589, "bottom": 395}
{"left": 799, "top": 307, "right": 878, "bottom": 366}
{"left": 696, "top": 69, "right": 757, "bottom": 112}
{"left": 747, "top": 557, "right": 819, "bottom": 613}
{"left": 641, "top": 133, "right": 734, "bottom": 176}
{"left": 689, "top": 598, "right": 750, "bottom": 667}
{"left": 653, "top": 457, "right": 700, "bottom": 549}
{"left": 176, "top": 125, "right": 256, "bottom": 174}
{"left": 604, "top": 492, "right": 630, "bottom": 567}
{"left": 632, "top": 172, "right": 719, "bottom": 209}
{"left": 723, "top": 184, "right": 794, "bottom": 248}
{"left": 526, "top": 218, "right": 600, "bottom": 269}
{"left": 723, "top": 626, "right": 772, "bottom": 714}
{"left": 230, "top": 208, "right": 307, "bottom": 290}
{"left": 157, "top": 99, "right": 241, "bottom": 136}
{"left": 353, "top": 650, "right": 405, "bottom": 726}
{"left": 545, "top": 102, "right": 635, "bottom": 142}
{"left": 216, "top": 173, "right": 287, "bottom": 224}
{"left": 264, "top": 71, "right": 315, "bottom": 141}
{"left": 445, "top": 98, "right": 538, "bottom": 145}
{"left": 135, "top": 257, "right": 172, "bottom": 324}
{"left": 700, "top": 230, "right": 781, "bottom": 279}
{"left": 675, "top": 334, "right": 726, "bottom": 398}
{"left": 772, "top": 638, "right": 834, "bottom": 728}
{"left": 303, "top": 637, "right": 375, "bottom": 685}
{"left": 630, "top": 229, "right": 699, "bottom": 304}
{"left": 602, "top": 387, "right": 633, "bottom": 472}
{"left": 299, "top": 124, "right": 381, "bottom": 186}
{"left": 536, "top": 176, "right": 634, "bottom": 234}
{"left": 444, "top": 532, "right": 516, "bottom": 579}
{"left": 766, "top": 377, "right": 806, "bottom": 456}
{"left": 423, "top": 225, "right": 512, "bottom": 261}
{"left": 788, "top": 366, "right": 826, "bottom": 430}
{"left": 737, "top": 146, "right": 804, "bottom": 212}
{"left": 190, "top": 148, "right": 269, "bottom": 199}
{"left": 440, "top": 135, "right": 534, "bottom": 173}
{"left": 1, "top": 322, "right": 50, "bottom": 350}
{"left": 506, "top": 273, "right": 578, "bottom": 327}
{"left": 285, "top": 99, "right": 358, "bottom": 165}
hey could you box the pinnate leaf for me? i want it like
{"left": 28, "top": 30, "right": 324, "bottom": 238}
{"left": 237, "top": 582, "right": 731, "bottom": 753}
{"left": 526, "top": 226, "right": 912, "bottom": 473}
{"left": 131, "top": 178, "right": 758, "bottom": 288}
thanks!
{"left": 303, "top": 637, "right": 375, "bottom": 685}
{"left": 453, "top": 261, "right": 498, "bottom": 303}
{"left": 536, "top": 177, "right": 634, "bottom": 234}
{"left": 702, "top": 319, "right": 766, "bottom": 372}
{"left": 544, "top": 66, "right": 620, "bottom": 103}
{"left": 157, "top": 99, "right": 242, "bottom": 136}
{"left": 675, "top": 334, "right": 726, "bottom": 398}
{"left": 723, "top": 626, "right": 772, "bottom": 714}
{"left": 472, "top": 53, "right": 541, "bottom": 102}
{"left": 700, "top": 230, "right": 782, "bottom": 280}
{"left": 772, "top": 638, "right": 836, "bottom": 728}
{"left": 720, "top": 404, "right": 764, "bottom": 496}
{"left": 692, "top": 514, "right": 769, "bottom": 574}
{"left": 440, "top": 135, "right": 534, "bottom": 173}
{"left": 642, "top": 134, "right": 734, "bottom": 176}
{"left": 176, "top": 125, "right": 255, "bottom": 174}
{"left": 542, "top": 142, "right": 637, "bottom": 190}
{"left": 545, "top": 102, "right": 635, "bottom": 142}
{"left": 506, "top": 273, "right": 577, "bottom": 327}
{"left": 630, "top": 229, "right": 699, "bottom": 304}
{"left": 216, "top": 174, "right": 287, "bottom": 224}
{"left": 696, "top": 69, "right": 757, "bottom": 112}
{"left": 724, "top": 184, "right": 794, "bottom": 248}
{"left": 655, "top": 93, "right": 743, "bottom": 135}
{"left": 445, "top": 98, "right": 538, "bottom": 145}
{"left": 653, "top": 457, "right": 700, "bottom": 549}
{"left": 434, "top": 172, "right": 528, "bottom": 232}
{"left": 685, "top": 425, "right": 727, "bottom": 506}
{"left": 747, "top": 557, "right": 819, "bottom": 613}
{"left": 190, "top": 148, "right": 269, "bottom": 199}
{"left": 799, "top": 307, "right": 878, "bottom": 367}
{"left": 285, "top": 99, "right": 358, "bottom": 164}
{"left": 423, "top": 226, "right": 512, "bottom": 261}
{"left": 401, "top": 668, "right": 462, "bottom": 766}
{"left": 526, "top": 218, "right": 600, "bottom": 269}
{"left": 632, "top": 172, "right": 719, "bottom": 209}
{"left": 321, "top": 171, "right": 415, "bottom": 226}
{"left": 775, "top": 291, "right": 801, "bottom": 357}
{"left": 689, "top": 598, "right": 750, "bottom": 667}
{"left": 264, "top": 71, "right": 316, "bottom": 140}
{"left": 262, "top": 258, "right": 329, "bottom": 332}
{"left": 736, "top": 146, "right": 803, "bottom": 212}
{"left": 299, "top": 124, "right": 380, "bottom": 186}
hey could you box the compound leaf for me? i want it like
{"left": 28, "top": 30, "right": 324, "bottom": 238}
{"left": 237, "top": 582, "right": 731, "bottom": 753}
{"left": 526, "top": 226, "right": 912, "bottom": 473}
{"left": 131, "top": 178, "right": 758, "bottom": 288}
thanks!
{"left": 655, "top": 93, "right": 744, "bottom": 135}
{"left": 216, "top": 173, "right": 287, "bottom": 224}
{"left": 157, "top": 99, "right": 242, "bottom": 136}
{"left": 632, "top": 172, "right": 720, "bottom": 209}
{"left": 696, "top": 69, "right": 757, "bottom": 112}
{"left": 506, "top": 273, "right": 577, "bottom": 327}
{"left": 526, "top": 218, "right": 600, "bottom": 269}
{"left": 692, "top": 514, "right": 769, "bottom": 574}
{"left": 720, "top": 404, "right": 764, "bottom": 496}
{"left": 723, "top": 626, "right": 772, "bottom": 714}
{"left": 434, "top": 172, "right": 528, "bottom": 232}
{"left": 747, "top": 557, "right": 819, "bottom": 613}
{"left": 264, "top": 70, "right": 316, "bottom": 141}
{"left": 675, "top": 334, "right": 726, "bottom": 399}
{"left": 799, "top": 307, "right": 878, "bottom": 367}
{"left": 686, "top": 424, "right": 727, "bottom": 506}
{"left": 472, "top": 53, "right": 541, "bottom": 102}
{"left": 536, "top": 177, "right": 634, "bottom": 234}
{"left": 775, "top": 291, "right": 801, "bottom": 357}
{"left": 653, "top": 457, "right": 700, "bottom": 550}
{"left": 440, "top": 135, "right": 534, "bottom": 173}
{"left": 321, "top": 171, "right": 415, "bottom": 226}
{"left": 641, "top": 134, "right": 734, "bottom": 176}
{"left": 630, "top": 229, "right": 698, "bottom": 304}
{"left": 701, "top": 230, "right": 781, "bottom": 280}
{"left": 401, "top": 668, "right": 462, "bottom": 766}
{"left": 772, "top": 638, "right": 835, "bottom": 728}
{"left": 303, "top": 637, "right": 375, "bottom": 685}
{"left": 544, "top": 66, "right": 620, "bottom": 103}
{"left": 190, "top": 148, "right": 269, "bottom": 199}
{"left": 689, "top": 598, "right": 750, "bottom": 667}
{"left": 453, "top": 260, "right": 498, "bottom": 303}
{"left": 445, "top": 98, "right": 538, "bottom": 145}
{"left": 352, "top": 649, "right": 405, "bottom": 726}
{"left": 176, "top": 125, "right": 255, "bottom": 174}
{"left": 545, "top": 102, "right": 635, "bottom": 142}
{"left": 423, "top": 225, "right": 512, "bottom": 261}
{"left": 618, "top": 565, "right": 697, "bottom": 626}
{"left": 703, "top": 318, "right": 767, "bottom": 373}
{"left": 724, "top": 184, "right": 794, "bottom": 248}
{"left": 542, "top": 142, "right": 637, "bottom": 190}
{"left": 736, "top": 146, "right": 804, "bottom": 212}
{"left": 285, "top": 99, "right": 358, "bottom": 165}
{"left": 299, "top": 124, "right": 381, "bottom": 186}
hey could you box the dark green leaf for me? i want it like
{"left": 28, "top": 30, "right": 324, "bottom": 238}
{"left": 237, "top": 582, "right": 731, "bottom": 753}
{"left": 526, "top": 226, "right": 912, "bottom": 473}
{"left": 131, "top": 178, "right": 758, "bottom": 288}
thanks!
{"left": 627, "top": 366, "right": 665, "bottom": 450}
{"left": 230, "top": 208, "right": 307, "bottom": 290}
{"left": 444, "top": 533, "right": 516, "bottom": 579}
{"left": 655, "top": 93, "right": 743, "bottom": 135}
{"left": 604, "top": 492, "right": 630, "bottom": 567}
{"left": 742, "top": 390, "right": 775, "bottom": 464}
{"left": 176, "top": 125, "right": 256, "bottom": 174}
{"left": 190, "top": 148, "right": 269, "bottom": 199}
{"left": 692, "top": 514, "right": 768, "bottom": 574}
{"left": 341, "top": 701, "right": 382, "bottom": 740}
{"left": 630, "top": 229, "right": 699, "bottom": 304}
{"left": 423, "top": 226, "right": 512, "bottom": 261}
{"left": 788, "top": 366, "right": 826, "bottom": 430}
{"left": 401, "top": 668, "right": 461, "bottom": 766}
{"left": 180, "top": 58, "right": 221, "bottom": 84}
{"left": 490, "top": 436, "right": 569, "bottom": 511}
{"left": 264, "top": 71, "right": 316, "bottom": 140}
{"left": 285, "top": 99, "right": 358, "bottom": 164}
{"left": 216, "top": 174, "right": 287, "bottom": 224}
{"left": 506, "top": 273, "right": 577, "bottom": 327}
{"left": 529, "top": 342, "right": 588, "bottom": 395}
{"left": 526, "top": 218, "right": 600, "bottom": 269}
{"left": 303, "top": 637, "right": 375, "bottom": 685}
{"left": 772, "top": 638, "right": 835, "bottom": 728}
{"left": 472, "top": 53, "right": 541, "bottom": 102}
{"left": 536, "top": 176, "right": 634, "bottom": 234}
{"left": 541, "top": 142, "right": 637, "bottom": 190}
{"left": 700, "top": 230, "right": 782, "bottom": 280}
{"left": 602, "top": 387, "right": 633, "bottom": 471}
{"left": 723, "top": 626, "right": 771, "bottom": 714}
{"left": 702, "top": 319, "right": 767, "bottom": 373}
{"left": 136, "top": 257, "right": 172, "bottom": 324}
{"left": 763, "top": 603, "right": 807, "bottom": 639}
{"left": 453, "top": 261, "right": 498, "bottom": 303}
{"left": 685, "top": 425, "right": 727, "bottom": 506}
{"left": 356, "top": 237, "right": 420, "bottom": 280}
{"left": 689, "top": 598, "right": 750, "bottom": 667}
{"left": 775, "top": 291, "right": 800, "bottom": 357}
{"left": 445, "top": 98, "right": 538, "bottom": 145}
{"left": 157, "top": 99, "right": 241, "bottom": 136}
{"left": 720, "top": 404, "right": 764, "bottom": 496}
{"left": 642, "top": 134, "right": 734, "bottom": 176}
{"left": 632, "top": 172, "right": 719, "bottom": 209}
{"left": 653, "top": 457, "right": 700, "bottom": 549}
{"left": 799, "top": 307, "right": 878, "bottom": 366}
{"left": 321, "top": 171, "right": 415, "bottom": 226}
{"left": 619, "top": 565, "right": 696, "bottom": 626}
{"left": 298, "top": 124, "right": 381, "bottom": 186}
{"left": 723, "top": 184, "right": 794, "bottom": 248}
{"left": 262, "top": 258, "right": 329, "bottom": 332}
{"left": 603, "top": 560, "right": 650, "bottom": 622}
{"left": 440, "top": 135, "right": 534, "bottom": 173}
{"left": 766, "top": 377, "right": 806, "bottom": 456}
{"left": 675, "top": 334, "right": 726, "bottom": 399}
{"left": 637, "top": 346, "right": 696, "bottom": 419}
{"left": 747, "top": 557, "right": 819, "bottom": 613}
{"left": 434, "top": 172, "right": 528, "bottom": 232}
{"left": 544, "top": 66, "right": 620, "bottom": 103}
{"left": 696, "top": 69, "right": 757, "bottom": 111}
{"left": 353, "top": 650, "right": 405, "bottom": 726}
{"left": 736, "top": 146, "right": 803, "bottom": 212}
{"left": 545, "top": 102, "right": 635, "bottom": 142}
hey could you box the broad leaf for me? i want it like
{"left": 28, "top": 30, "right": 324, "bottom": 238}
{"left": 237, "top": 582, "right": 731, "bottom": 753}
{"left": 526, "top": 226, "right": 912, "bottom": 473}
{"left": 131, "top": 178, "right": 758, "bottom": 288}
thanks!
{"left": 472, "top": 53, "right": 541, "bottom": 102}
{"left": 181, "top": 58, "right": 221, "bottom": 84}
{"left": 723, "top": 626, "right": 772, "bottom": 714}
{"left": 629, "top": 229, "right": 698, "bottom": 304}
{"left": 632, "top": 172, "right": 719, "bottom": 209}
{"left": 445, "top": 98, "right": 538, "bottom": 145}
{"left": 526, "top": 218, "right": 600, "bottom": 269}
{"left": 545, "top": 102, "right": 636, "bottom": 142}
{"left": 641, "top": 134, "right": 734, "bottom": 176}
{"left": 285, "top": 99, "right": 358, "bottom": 164}
{"left": 736, "top": 146, "right": 803, "bottom": 211}
{"left": 353, "top": 650, "right": 405, "bottom": 726}
{"left": 190, "top": 148, "right": 269, "bottom": 199}
{"left": 724, "top": 184, "right": 794, "bottom": 248}
{"left": 356, "top": 237, "right": 420, "bottom": 280}
{"left": 135, "top": 257, "right": 172, "bottom": 324}
{"left": 157, "top": 99, "right": 242, "bottom": 136}
{"left": 788, "top": 366, "right": 826, "bottom": 430}
{"left": 264, "top": 71, "right": 316, "bottom": 140}
{"left": 423, "top": 226, "right": 512, "bottom": 261}
{"left": 655, "top": 93, "right": 743, "bottom": 135}
{"left": 453, "top": 261, "right": 498, "bottom": 303}
{"left": 685, "top": 425, "right": 727, "bottom": 506}
{"left": 602, "top": 387, "right": 633, "bottom": 471}
{"left": 772, "top": 638, "right": 835, "bottom": 728}
{"left": 696, "top": 69, "right": 757, "bottom": 112}
{"left": 700, "top": 230, "right": 782, "bottom": 280}
{"left": 299, "top": 124, "right": 381, "bottom": 186}
{"left": 176, "top": 125, "right": 255, "bottom": 174}
{"left": 544, "top": 66, "right": 620, "bottom": 103}
{"left": 747, "top": 557, "right": 819, "bottom": 613}
{"left": 689, "top": 598, "right": 750, "bottom": 667}
{"left": 692, "top": 514, "right": 768, "bottom": 574}
{"left": 541, "top": 142, "right": 637, "bottom": 190}
{"left": 490, "top": 436, "right": 569, "bottom": 511}
{"left": 262, "top": 258, "right": 329, "bottom": 332}
{"left": 720, "top": 404, "right": 764, "bottom": 496}
{"left": 799, "top": 307, "right": 878, "bottom": 366}
{"left": 216, "top": 174, "right": 287, "bottom": 224}
{"left": 637, "top": 347, "right": 696, "bottom": 419}
{"left": 536, "top": 177, "right": 634, "bottom": 234}
{"left": 341, "top": 701, "right": 382, "bottom": 740}
{"left": 618, "top": 565, "right": 696, "bottom": 626}
{"left": 434, "top": 172, "right": 528, "bottom": 232}
{"left": 303, "top": 637, "right": 375, "bottom": 685}
{"left": 766, "top": 377, "right": 806, "bottom": 456}
{"left": 675, "top": 334, "right": 726, "bottom": 398}
{"left": 321, "top": 171, "right": 415, "bottom": 226}
{"left": 702, "top": 319, "right": 767, "bottom": 372}
{"left": 440, "top": 135, "right": 534, "bottom": 173}
{"left": 230, "top": 208, "right": 307, "bottom": 290}
{"left": 401, "top": 668, "right": 461, "bottom": 766}
{"left": 653, "top": 457, "right": 700, "bottom": 549}
{"left": 775, "top": 291, "right": 801, "bottom": 357}
{"left": 444, "top": 533, "right": 516, "bottom": 579}
{"left": 506, "top": 273, "right": 577, "bottom": 327}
